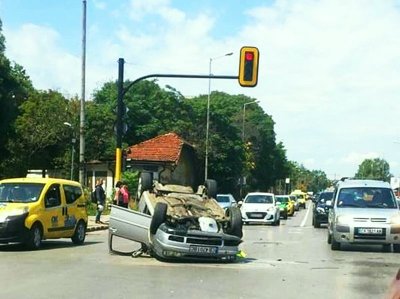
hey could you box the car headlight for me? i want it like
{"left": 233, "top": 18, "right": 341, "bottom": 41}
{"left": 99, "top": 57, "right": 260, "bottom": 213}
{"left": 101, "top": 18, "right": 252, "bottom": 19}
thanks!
{"left": 0, "top": 207, "right": 29, "bottom": 222}
{"left": 316, "top": 207, "right": 325, "bottom": 214}
{"left": 267, "top": 207, "right": 276, "bottom": 212}
{"left": 337, "top": 215, "right": 352, "bottom": 224}
{"left": 390, "top": 215, "right": 400, "bottom": 224}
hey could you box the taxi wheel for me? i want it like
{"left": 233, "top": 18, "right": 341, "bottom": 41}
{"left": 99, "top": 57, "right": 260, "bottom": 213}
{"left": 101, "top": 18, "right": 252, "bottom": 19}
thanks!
{"left": 72, "top": 220, "right": 86, "bottom": 245}
{"left": 26, "top": 223, "right": 42, "bottom": 250}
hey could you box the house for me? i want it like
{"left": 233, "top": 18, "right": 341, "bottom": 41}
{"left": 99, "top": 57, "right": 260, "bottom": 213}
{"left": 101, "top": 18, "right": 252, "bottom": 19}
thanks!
{"left": 125, "top": 132, "right": 198, "bottom": 188}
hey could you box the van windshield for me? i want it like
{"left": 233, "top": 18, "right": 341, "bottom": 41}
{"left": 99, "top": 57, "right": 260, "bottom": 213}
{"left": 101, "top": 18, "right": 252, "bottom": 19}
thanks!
{"left": 337, "top": 187, "right": 397, "bottom": 209}
{"left": 0, "top": 183, "right": 45, "bottom": 203}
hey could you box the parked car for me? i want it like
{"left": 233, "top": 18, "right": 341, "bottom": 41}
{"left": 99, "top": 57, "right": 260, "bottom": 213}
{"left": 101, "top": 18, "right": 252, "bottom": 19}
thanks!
{"left": 275, "top": 195, "right": 295, "bottom": 218}
{"left": 216, "top": 194, "right": 237, "bottom": 210}
{"left": 109, "top": 173, "right": 243, "bottom": 261}
{"left": 240, "top": 192, "right": 280, "bottom": 225}
{"left": 0, "top": 177, "right": 88, "bottom": 249}
{"left": 312, "top": 191, "right": 333, "bottom": 228}
{"left": 327, "top": 179, "right": 400, "bottom": 252}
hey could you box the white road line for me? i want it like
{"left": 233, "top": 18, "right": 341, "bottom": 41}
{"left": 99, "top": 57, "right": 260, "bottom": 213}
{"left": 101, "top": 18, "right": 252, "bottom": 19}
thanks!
{"left": 300, "top": 202, "right": 312, "bottom": 227}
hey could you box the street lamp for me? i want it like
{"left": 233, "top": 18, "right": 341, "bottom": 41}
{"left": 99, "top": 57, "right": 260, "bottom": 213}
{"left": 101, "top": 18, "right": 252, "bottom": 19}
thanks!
{"left": 64, "top": 122, "right": 76, "bottom": 180}
{"left": 242, "top": 100, "right": 260, "bottom": 141}
{"left": 205, "top": 52, "right": 233, "bottom": 181}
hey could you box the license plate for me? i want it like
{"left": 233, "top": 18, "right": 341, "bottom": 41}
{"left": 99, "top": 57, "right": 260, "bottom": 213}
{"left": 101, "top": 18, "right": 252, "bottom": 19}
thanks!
{"left": 357, "top": 228, "right": 383, "bottom": 234}
{"left": 251, "top": 213, "right": 264, "bottom": 218}
{"left": 189, "top": 246, "right": 218, "bottom": 255}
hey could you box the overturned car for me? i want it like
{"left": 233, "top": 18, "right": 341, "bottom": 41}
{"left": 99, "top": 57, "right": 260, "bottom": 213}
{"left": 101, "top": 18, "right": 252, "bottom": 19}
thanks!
{"left": 109, "top": 174, "right": 243, "bottom": 261}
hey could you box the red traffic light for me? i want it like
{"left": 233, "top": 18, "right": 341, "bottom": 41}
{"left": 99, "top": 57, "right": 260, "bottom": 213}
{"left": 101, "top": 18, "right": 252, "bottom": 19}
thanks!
{"left": 245, "top": 52, "right": 254, "bottom": 61}
{"left": 238, "top": 46, "right": 259, "bottom": 87}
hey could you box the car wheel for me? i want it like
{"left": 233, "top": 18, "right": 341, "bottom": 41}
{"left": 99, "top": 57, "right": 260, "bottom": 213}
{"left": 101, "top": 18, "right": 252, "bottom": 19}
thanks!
{"left": 327, "top": 232, "right": 332, "bottom": 244}
{"left": 225, "top": 207, "right": 243, "bottom": 238}
{"left": 314, "top": 219, "right": 321, "bottom": 228}
{"left": 382, "top": 244, "right": 392, "bottom": 252}
{"left": 331, "top": 237, "right": 340, "bottom": 251}
{"left": 25, "top": 223, "right": 42, "bottom": 250}
{"left": 393, "top": 244, "right": 400, "bottom": 253}
{"left": 150, "top": 202, "right": 168, "bottom": 235}
{"left": 71, "top": 220, "right": 86, "bottom": 245}
{"left": 276, "top": 218, "right": 280, "bottom": 226}
{"left": 284, "top": 213, "right": 288, "bottom": 220}
{"left": 205, "top": 179, "right": 217, "bottom": 198}
{"left": 312, "top": 216, "right": 315, "bottom": 225}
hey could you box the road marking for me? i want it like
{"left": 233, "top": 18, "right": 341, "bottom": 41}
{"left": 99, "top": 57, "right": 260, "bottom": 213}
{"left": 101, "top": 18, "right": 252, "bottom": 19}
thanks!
{"left": 300, "top": 202, "right": 312, "bottom": 227}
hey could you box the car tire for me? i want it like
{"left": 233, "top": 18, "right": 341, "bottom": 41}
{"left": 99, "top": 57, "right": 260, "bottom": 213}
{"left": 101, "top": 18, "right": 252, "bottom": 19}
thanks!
{"left": 150, "top": 202, "right": 168, "bottom": 235}
{"left": 331, "top": 237, "right": 340, "bottom": 251}
{"left": 25, "top": 223, "right": 42, "bottom": 250}
{"left": 327, "top": 232, "right": 332, "bottom": 244}
{"left": 284, "top": 213, "right": 288, "bottom": 220}
{"left": 393, "top": 244, "right": 400, "bottom": 253}
{"left": 71, "top": 220, "right": 86, "bottom": 245}
{"left": 205, "top": 179, "right": 217, "bottom": 199}
{"left": 382, "top": 244, "right": 392, "bottom": 252}
{"left": 314, "top": 219, "right": 321, "bottom": 228}
{"left": 225, "top": 207, "right": 243, "bottom": 238}
{"left": 140, "top": 172, "right": 153, "bottom": 191}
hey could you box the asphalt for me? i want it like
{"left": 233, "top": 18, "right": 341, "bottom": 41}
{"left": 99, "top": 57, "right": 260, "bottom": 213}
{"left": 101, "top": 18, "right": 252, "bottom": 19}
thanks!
{"left": 87, "top": 214, "right": 110, "bottom": 232}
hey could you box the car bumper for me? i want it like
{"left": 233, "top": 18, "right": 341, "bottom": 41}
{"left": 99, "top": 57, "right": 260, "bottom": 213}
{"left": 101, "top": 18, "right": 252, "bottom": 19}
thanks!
{"left": 332, "top": 223, "right": 400, "bottom": 245}
{"left": 0, "top": 213, "right": 29, "bottom": 243}
{"left": 150, "top": 224, "right": 241, "bottom": 261}
{"left": 241, "top": 211, "right": 279, "bottom": 224}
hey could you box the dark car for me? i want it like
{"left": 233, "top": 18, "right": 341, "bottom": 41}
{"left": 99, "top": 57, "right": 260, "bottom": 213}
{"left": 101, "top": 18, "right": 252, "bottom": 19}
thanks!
{"left": 312, "top": 191, "right": 333, "bottom": 228}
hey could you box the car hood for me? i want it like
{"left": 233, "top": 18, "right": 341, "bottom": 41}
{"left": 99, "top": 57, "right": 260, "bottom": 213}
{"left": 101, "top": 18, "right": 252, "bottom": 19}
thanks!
{"left": 335, "top": 208, "right": 400, "bottom": 219}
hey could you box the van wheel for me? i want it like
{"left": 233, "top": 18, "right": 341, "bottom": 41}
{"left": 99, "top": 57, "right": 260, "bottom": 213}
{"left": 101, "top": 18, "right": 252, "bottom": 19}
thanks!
{"left": 225, "top": 207, "right": 243, "bottom": 238}
{"left": 72, "top": 220, "right": 86, "bottom": 245}
{"left": 205, "top": 179, "right": 217, "bottom": 198}
{"left": 393, "top": 244, "right": 400, "bottom": 253}
{"left": 25, "top": 223, "right": 42, "bottom": 250}
{"left": 331, "top": 237, "right": 340, "bottom": 251}
{"left": 150, "top": 202, "right": 167, "bottom": 235}
{"left": 327, "top": 232, "right": 332, "bottom": 244}
{"left": 382, "top": 244, "right": 392, "bottom": 252}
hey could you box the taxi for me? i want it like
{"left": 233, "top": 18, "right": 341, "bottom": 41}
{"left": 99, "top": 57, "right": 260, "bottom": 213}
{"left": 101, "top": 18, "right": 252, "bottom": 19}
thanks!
{"left": 275, "top": 195, "right": 295, "bottom": 217}
{"left": 291, "top": 190, "right": 307, "bottom": 209}
{"left": 0, "top": 177, "right": 88, "bottom": 249}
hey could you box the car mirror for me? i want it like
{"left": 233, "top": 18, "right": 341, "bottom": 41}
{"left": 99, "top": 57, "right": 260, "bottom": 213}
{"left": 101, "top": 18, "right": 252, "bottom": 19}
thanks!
{"left": 238, "top": 200, "right": 243, "bottom": 207}
{"left": 325, "top": 200, "right": 332, "bottom": 207}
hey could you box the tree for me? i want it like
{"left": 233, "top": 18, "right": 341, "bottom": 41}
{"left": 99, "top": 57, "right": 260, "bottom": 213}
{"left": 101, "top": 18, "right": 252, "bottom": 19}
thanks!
{"left": 355, "top": 158, "right": 391, "bottom": 181}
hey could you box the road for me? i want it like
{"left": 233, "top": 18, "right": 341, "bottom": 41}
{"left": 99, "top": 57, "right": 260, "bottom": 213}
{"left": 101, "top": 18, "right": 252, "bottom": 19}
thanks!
{"left": 0, "top": 202, "right": 398, "bottom": 299}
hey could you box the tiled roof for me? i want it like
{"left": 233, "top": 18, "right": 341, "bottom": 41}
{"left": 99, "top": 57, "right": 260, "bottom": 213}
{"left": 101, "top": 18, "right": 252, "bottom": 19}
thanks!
{"left": 126, "top": 133, "right": 189, "bottom": 163}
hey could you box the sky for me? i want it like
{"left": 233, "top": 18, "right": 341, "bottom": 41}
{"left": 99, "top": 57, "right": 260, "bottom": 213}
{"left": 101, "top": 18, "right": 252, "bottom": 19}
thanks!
{"left": 1, "top": 0, "right": 400, "bottom": 180}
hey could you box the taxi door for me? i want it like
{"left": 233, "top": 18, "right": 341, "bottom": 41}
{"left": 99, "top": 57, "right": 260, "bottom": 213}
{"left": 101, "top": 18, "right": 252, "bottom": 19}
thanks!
{"left": 41, "top": 184, "right": 65, "bottom": 239}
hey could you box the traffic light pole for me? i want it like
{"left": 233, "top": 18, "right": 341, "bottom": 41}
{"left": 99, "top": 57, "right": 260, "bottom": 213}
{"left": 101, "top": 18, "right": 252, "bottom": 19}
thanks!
{"left": 114, "top": 57, "right": 238, "bottom": 183}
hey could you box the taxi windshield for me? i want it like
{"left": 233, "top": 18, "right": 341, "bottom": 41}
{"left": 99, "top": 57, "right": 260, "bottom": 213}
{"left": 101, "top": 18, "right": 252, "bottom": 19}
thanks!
{"left": 275, "top": 196, "right": 289, "bottom": 203}
{"left": 0, "top": 183, "right": 44, "bottom": 203}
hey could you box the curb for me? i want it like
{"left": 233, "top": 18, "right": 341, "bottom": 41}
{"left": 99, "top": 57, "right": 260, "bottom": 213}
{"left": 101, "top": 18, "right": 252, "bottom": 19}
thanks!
{"left": 87, "top": 224, "right": 109, "bottom": 232}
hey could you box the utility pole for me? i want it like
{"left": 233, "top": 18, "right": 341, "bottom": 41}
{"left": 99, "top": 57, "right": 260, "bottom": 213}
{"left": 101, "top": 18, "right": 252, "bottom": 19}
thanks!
{"left": 79, "top": 0, "right": 87, "bottom": 185}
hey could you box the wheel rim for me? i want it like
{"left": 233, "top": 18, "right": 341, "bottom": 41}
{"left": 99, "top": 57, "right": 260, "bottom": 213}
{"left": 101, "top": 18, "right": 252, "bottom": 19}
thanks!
{"left": 33, "top": 227, "right": 41, "bottom": 247}
{"left": 77, "top": 223, "right": 85, "bottom": 241}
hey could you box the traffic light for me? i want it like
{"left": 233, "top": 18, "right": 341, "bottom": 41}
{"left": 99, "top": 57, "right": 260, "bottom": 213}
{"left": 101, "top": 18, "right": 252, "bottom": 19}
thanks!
{"left": 238, "top": 46, "right": 259, "bottom": 87}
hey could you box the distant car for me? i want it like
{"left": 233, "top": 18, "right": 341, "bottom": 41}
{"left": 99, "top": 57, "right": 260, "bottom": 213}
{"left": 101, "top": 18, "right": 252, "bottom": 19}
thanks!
{"left": 216, "top": 194, "right": 237, "bottom": 210}
{"left": 312, "top": 191, "right": 333, "bottom": 228}
{"left": 290, "top": 195, "right": 300, "bottom": 211}
{"left": 240, "top": 192, "right": 280, "bottom": 225}
{"left": 0, "top": 177, "right": 88, "bottom": 249}
{"left": 327, "top": 179, "right": 400, "bottom": 252}
{"left": 291, "top": 190, "right": 306, "bottom": 208}
{"left": 275, "top": 195, "right": 295, "bottom": 218}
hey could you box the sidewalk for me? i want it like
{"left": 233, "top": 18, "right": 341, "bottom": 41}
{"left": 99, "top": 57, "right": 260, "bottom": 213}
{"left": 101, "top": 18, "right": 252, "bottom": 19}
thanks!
{"left": 87, "top": 215, "right": 110, "bottom": 232}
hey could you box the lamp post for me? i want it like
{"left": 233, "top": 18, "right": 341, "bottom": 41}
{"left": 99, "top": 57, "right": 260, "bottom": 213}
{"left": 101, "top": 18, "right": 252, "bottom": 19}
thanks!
{"left": 205, "top": 52, "right": 233, "bottom": 181}
{"left": 64, "top": 122, "right": 75, "bottom": 180}
{"left": 242, "top": 100, "right": 259, "bottom": 141}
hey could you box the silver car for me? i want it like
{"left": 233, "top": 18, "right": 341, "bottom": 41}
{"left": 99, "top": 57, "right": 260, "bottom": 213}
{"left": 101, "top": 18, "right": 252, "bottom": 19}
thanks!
{"left": 216, "top": 194, "right": 237, "bottom": 210}
{"left": 327, "top": 179, "right": 400, "bottom": 252}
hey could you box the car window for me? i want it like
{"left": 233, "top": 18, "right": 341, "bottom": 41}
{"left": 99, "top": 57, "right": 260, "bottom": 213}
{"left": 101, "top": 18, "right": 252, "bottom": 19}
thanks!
{"left": 0, "top": 183, "right": 44, "bottom": 203}
{"left": 337, "top": 187, "right": 397, "bottom": 208}
{"left": 276, "top": 196, "right": 289, "bottom": 203}
{"left": 318, "top": 192, "right": 333, "bottom": 203}
{"left": 64, "top": 185, "right": 82, "bottom": 204}
{"left": 245, "top": 195, "right": 273, "bottom": 204}
{"left": 45, "top": 184, "right": 61, "bottom": 208}
{"left": 216, "top": 196, "right": 230, "bottom": 203}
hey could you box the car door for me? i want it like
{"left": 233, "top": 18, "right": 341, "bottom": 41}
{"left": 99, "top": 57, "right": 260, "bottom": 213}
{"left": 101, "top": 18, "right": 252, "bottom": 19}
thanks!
{"left": 41, "top": 183, "right": 65, "bottom": 239}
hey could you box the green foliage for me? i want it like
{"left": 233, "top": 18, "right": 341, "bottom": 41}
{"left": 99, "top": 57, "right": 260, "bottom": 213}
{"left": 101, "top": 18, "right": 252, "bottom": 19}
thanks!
{"left": 355, "top": 158, "right": 391, "bottom": 181}
{"left": 121, "top": 171, "right": 139, "bottom": 200}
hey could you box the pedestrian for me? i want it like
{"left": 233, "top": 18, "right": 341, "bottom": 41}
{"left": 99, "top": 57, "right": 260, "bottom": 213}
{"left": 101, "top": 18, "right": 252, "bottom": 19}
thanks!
{"left": 114, "top": 181, "right": 123, "bottom": 205}
{"left": 119, "top": 183, "right": 130, "bottom": 208}
{"left": 95, "top": 179, "right": 106, "bottom": 224}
